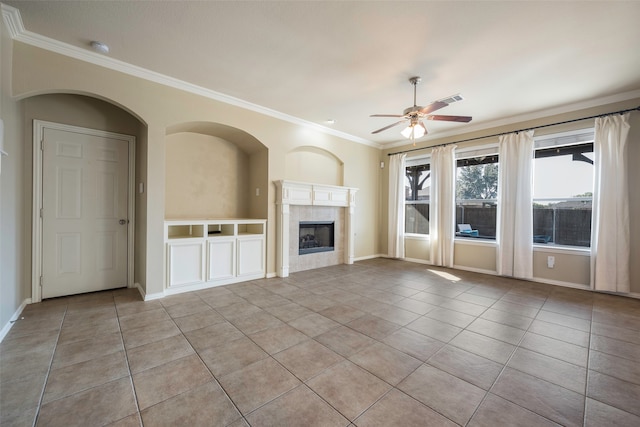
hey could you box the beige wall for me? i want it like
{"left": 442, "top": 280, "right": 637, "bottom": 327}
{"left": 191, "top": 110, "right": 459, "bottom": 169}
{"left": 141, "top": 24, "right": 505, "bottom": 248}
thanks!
{"left": 285, "top": 146, "right": 344, "bottom": 186}
{"left": 165, "top": 133, "right": 250, "bottom": 219}
{"left": 134, "top": 123, "right": 148, "bottom": 288}
{"left": 627, "top": 112, "right": 640, "bottom": 293}
{"left": 8, "top": 42, "right": 381, "bottom": 299}
{"left": 1, "top": 18, "right": 27, "bottom": 329}
{"left": 533, "top": 250, "right": 590, "bottom": 287}
{"left": 405, "top": 236, "right": 430, "bottom": 263}
{"left": 454, "top": 242, "right": 497, "bottom": 273}
{"left": 381, "top": 98, "right": 640, "bottom": 293}
{"left": 249, "top": 147, "right": 269, "bottom": 220}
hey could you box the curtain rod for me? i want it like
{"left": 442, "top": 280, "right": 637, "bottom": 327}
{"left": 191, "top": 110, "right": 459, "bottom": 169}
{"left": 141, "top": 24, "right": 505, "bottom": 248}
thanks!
{"left": 387, "top": 105, "right": 640, "bottom": 157}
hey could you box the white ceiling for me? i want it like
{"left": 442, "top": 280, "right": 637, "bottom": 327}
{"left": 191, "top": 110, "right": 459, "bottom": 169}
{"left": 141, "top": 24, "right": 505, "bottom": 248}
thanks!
{"left": 4, "top": 1, "right": 640, "bottom": 148}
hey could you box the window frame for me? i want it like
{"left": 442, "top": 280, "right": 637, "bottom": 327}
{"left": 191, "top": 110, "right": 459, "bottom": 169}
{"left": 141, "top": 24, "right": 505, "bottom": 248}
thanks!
{"left": 454, "top": 145, "right": 499, "bottom": 241}
{"left": 532, "top": 129, "right": 595, "bottom": 249}
{"left": 404, "top": 156, "right": 431, "bottom": 237}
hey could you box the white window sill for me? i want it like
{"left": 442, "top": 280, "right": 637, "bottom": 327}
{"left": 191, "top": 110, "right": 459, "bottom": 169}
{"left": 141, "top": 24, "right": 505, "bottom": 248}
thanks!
{"left": 405, "top": 233, "right": 430, "bottom": 241}
{"left": 533, "top": 244, "right": 590, "bottom": 256}
{"left": 454, "top": 238, "right": 497, "bottom": 247}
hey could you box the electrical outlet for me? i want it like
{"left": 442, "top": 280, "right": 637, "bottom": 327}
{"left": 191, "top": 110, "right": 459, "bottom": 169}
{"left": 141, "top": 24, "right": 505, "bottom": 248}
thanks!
{"left": 547, "top": 256, "right": 555, "bottom": 268}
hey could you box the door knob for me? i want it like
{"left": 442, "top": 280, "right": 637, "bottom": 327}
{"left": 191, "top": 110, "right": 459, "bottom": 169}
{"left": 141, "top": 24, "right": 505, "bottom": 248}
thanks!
{"left": 119, "top": 219, "right": 128, "bottom": 225}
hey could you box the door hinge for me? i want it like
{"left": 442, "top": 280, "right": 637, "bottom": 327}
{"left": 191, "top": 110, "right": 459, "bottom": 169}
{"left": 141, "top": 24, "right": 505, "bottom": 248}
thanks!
{"left": 40, "top": 208, "right": 43, "bottom": 218}
{"left": 41, "top": 139, "right": 45, "bottom": 151}
{"left": 40, "top": 276, "right": 43, "bottom": 287}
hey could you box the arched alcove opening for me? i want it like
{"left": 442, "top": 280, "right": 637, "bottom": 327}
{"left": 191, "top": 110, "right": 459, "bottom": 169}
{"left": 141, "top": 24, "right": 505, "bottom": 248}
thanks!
{"left": 21, "top": 92, "right": 148, "bottom": 299}
{"left": 21, "top": 92, "right": 146, "bottom": 135}
{"left": 165, "top": 122, "right": 268, "bottom": 219}
{"left": 285, "top": 146, "right": 344, "bottom": 186}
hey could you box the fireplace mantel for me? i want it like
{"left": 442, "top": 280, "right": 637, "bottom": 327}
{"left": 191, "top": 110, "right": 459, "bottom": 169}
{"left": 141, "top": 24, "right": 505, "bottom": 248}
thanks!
{"left": 274, "top": 180, "right": 358, "bottom": 277}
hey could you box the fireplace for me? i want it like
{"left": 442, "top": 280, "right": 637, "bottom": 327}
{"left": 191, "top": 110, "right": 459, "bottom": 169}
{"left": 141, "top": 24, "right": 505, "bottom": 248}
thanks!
{"left": 275, "top": 180, "right": 357, "bottom": 276}
{"left": 299, "top": 221, "right": 335, "bottom": 255}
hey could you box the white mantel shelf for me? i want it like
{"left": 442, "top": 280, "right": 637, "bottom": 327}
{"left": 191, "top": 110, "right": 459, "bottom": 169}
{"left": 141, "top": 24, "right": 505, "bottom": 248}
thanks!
{"left": 274, "top": 180, "right": 358, "bottom": 277}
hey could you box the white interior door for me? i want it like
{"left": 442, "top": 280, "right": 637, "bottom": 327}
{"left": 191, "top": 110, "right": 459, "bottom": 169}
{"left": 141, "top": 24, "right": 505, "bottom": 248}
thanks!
{"left": 42, "top": 127, "right": 129, "bottom": 298}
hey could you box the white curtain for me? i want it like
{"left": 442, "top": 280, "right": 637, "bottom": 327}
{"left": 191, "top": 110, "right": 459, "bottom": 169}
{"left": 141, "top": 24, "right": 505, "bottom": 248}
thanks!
{"left": 388, "top": 153, "right": 406, "bottom": 258}
{"left": 497, "top": 131, "right": 534, "bottom": 279}
{"left": 429, "top": 145, "right": 456, "bottom": 267}
{"left": 591, "top": 113, "right": 631, "bottom": 292}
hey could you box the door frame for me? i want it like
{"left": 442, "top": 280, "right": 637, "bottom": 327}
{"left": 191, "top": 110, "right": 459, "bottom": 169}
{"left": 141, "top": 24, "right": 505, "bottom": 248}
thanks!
{"left": 32, "top": 120, "right": 136, "bottom": 303}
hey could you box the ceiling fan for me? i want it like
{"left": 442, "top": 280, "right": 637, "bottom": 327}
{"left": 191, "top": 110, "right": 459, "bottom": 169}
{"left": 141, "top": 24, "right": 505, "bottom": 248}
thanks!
{"left": 371, "top": 76, "right": 472, "bottom": 140}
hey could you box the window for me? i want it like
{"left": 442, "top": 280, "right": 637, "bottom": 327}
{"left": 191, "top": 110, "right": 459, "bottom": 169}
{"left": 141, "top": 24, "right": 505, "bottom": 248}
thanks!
{"left": 533, "top": 131, "right": 594, "bottom": 247}
{"left": 455, "top": 154, "right": 499, "bottom": 240}
{"left": 405, "top": 162, "right": 430, "bottom": 234}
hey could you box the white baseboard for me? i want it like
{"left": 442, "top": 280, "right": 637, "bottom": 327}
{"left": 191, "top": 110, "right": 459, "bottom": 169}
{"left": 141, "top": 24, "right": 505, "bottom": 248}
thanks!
{"left": 453, "top": 264, "right": 498, "bottom": 276}
{"left": 404, "top": 257, "right": 432, "bottom": 265}
{"left": 531, "top": 277, "right": 590, "bottom": 290}
{"left": 143, "top": 292, "right": 166, "bottom": 301}
{"left": 266, "top": 272, "right": 277, "bottom": 279}
{"left": 0, "top": 298, "right": 31, "bottom": 343}
{"left": 591, "top": 289, "right": 640, "bottom": 300}
{"left": 135, "top": 282, "right": 165, "bottom": 301}
{"left": 134, "top": 282, "right": 145, "bottom": 299}
{"left": 354, "top": 254, "right": 386, "bottom": 262}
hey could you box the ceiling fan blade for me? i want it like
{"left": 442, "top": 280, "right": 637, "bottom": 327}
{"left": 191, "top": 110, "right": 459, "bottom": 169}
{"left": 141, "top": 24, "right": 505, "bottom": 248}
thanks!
{"left": 418, "top": 101, "right": 448, "bottom": 115}
{"left": 426, "top": 115, "right": 473, "bottom": 123}
{"left": 371, "top": 119, "right": 407, "bottom": 134}
{"left": 370, "top": 114, "right": 406, "bottom": 118}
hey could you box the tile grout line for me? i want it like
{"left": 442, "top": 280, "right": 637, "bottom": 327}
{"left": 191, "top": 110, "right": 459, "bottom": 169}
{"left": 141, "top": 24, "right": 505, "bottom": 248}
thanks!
{"left": 185, "top": 292, "right": 260, "bottom": 427}
{"left": 214, "top": 278, "right": 400, "bottom": 425}
{"left": 583, "top": 301, "right": 594, "bottom": 427}
{"left": 462, "top": 291, "right": 562, "bottom": 426}
{"left": 31, "top": 303, "right": 68, "bottom": 427}
{"left": 216, "top": 285, "right": 350, "bottom": 425}
{"left": 114, "top": 294, "right": 145, "bottom": 426}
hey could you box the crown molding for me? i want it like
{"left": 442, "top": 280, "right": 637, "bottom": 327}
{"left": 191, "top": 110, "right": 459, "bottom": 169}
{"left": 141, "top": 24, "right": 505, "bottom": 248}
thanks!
{"left": 383, "top": 89, "right": 640, "bottom": 150}
{"left": 1, "top": 3, "right": 23, "bottom": 38}
{"left": 0, "top": 4, "right": 381, "bottom": 149}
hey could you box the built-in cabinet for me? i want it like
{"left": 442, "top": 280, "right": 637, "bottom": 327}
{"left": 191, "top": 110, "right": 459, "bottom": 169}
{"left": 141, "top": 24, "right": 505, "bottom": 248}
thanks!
{"left": 165, "top": 219, "right": 266, "bottom": 293}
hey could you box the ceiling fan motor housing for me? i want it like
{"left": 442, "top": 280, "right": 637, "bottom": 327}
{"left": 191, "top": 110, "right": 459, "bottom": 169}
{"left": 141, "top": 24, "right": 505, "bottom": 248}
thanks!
{"left": 403, "top": 106, "right": 424, "bottom": 116}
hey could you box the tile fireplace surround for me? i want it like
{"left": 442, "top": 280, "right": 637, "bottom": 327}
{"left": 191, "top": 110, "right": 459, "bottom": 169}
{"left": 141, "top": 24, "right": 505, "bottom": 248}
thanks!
{"left": 275, "top": 181, "right": 358, "bottom": 277}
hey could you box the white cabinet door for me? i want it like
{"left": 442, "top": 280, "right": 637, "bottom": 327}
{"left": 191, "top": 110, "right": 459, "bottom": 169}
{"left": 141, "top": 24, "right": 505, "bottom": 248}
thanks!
{"left": 207, "top": 238, "right": 235, "bottom": 281}
{"left": 167, "top": 241, "right": 205, "bottom": 287}
{"left": 237, "top": 236, "right": 265, "bottom": 277}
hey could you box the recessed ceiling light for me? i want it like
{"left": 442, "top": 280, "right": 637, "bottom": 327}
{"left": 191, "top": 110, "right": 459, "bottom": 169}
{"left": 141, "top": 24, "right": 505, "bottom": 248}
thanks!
{"left": 325, "top": 119, "right": 336, "bottom": 124}
{"left": 90, "top": 41, "right": 110, "bottom": 54}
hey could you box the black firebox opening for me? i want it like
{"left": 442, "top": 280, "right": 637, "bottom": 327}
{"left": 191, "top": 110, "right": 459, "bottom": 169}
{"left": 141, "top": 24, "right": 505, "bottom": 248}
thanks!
{"left": 299, "top": 221, "right": 335, "bottom": 255}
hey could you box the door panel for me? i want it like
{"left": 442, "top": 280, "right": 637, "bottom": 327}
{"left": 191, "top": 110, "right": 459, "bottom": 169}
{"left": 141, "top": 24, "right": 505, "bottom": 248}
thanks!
{"left": 42, "top": 128, "right": 129, "bottom": 298}
{"left": 57, "top": 233, "right": 81, "bottom": 274}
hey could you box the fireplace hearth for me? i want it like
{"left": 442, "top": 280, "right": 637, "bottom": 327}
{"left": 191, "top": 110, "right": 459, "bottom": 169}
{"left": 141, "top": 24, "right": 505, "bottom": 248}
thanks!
{"left": 299, "top": 221, "right": 335, "bottom": 255}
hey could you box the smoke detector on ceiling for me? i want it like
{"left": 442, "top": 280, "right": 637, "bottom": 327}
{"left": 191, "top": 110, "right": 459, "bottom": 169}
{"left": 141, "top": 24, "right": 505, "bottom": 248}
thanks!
{"left": 90, "top": 41, "right": 110, "bottom": 54}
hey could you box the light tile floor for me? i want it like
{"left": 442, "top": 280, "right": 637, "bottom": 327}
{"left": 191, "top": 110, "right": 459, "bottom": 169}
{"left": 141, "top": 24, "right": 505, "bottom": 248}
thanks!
{"left": 2, "top": 258, "right": 640, "bottom": 426}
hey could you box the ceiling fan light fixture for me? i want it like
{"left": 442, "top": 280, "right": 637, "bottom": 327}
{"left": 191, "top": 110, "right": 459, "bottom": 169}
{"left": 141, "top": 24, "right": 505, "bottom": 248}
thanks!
{"left": 401, "top": 123, "right": 425, "bottom": 139}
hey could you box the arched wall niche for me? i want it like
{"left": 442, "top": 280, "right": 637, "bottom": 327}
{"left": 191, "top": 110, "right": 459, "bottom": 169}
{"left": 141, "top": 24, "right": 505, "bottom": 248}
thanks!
{"left": 285, "top": 146, "right": 344, "bottom": 186}
{"left": 165, "top": 121, "right": 268, "bottom": 220}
